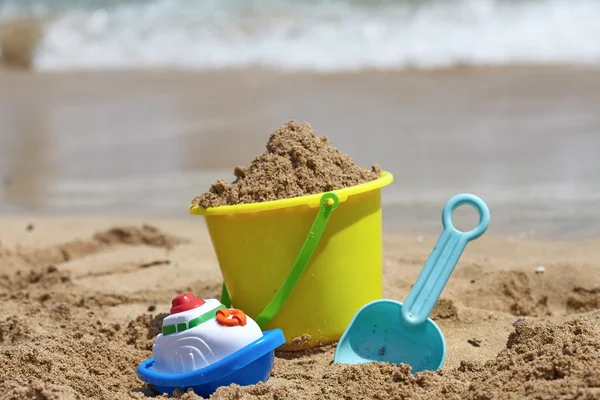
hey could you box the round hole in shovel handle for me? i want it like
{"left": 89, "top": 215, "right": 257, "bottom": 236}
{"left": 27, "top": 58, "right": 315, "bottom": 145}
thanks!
{"left": 442, "top": 193, "right": 490, "bottom": 242}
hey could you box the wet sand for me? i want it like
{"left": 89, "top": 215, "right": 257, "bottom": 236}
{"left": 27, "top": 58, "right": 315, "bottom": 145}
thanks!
{"left": 1, "top": 66, "right": 600, "bottom": 238}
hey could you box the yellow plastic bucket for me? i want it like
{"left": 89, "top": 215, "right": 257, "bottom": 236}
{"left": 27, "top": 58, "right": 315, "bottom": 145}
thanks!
{"left": 190, "top": 171, "right": 393, "bottom": 350}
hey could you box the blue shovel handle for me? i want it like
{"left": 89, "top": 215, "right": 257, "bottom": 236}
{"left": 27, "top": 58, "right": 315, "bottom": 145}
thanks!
{"left": 400, "top": 193, "right": 490, "bottom": 326}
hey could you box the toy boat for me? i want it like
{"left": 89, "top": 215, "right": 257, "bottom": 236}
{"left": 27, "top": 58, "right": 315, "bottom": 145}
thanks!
{"left": 136, "top": 293, "right": 285, "bottom": 397}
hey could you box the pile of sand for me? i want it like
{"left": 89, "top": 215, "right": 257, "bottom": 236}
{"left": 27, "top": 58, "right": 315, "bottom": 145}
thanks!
{"left": 192, "top": 121, "right": 381, "bottom": 208}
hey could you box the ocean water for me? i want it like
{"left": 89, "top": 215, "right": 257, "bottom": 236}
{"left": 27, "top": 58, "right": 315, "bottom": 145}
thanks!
{"left": 1, "top": 0, "right": 599, "bottom": 71}
{"left": 1, "top": 1, "right": 600, "bottom": 239}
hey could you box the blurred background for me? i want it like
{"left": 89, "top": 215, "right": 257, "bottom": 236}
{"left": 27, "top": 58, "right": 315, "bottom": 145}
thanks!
{"left": 0, "top": 0, "right": 599, "bottom": 238}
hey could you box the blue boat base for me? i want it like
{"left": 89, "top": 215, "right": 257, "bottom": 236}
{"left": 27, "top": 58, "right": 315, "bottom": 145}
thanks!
{"left": 137, "top": 329, "right": 285, "bottom": 398}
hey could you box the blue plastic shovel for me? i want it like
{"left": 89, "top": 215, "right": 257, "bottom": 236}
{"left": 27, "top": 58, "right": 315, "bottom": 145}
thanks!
{"left": 334, "top": 193, "right": 490, "bottom": 373}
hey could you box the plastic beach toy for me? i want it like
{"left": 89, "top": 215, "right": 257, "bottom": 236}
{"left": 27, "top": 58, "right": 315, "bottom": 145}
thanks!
{"left": 137, "top": 293, "right": 285, "bottom": 397}
{"left": 334, "top": 193, "right": 490, "bottom": 373}
{"left": 190, "top": 171, "right": 393, "bottom": 350}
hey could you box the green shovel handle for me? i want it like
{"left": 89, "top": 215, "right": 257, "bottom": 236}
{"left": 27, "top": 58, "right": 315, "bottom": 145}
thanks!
{"left": 220, "top": 192, "right": 340, "bottom": 329}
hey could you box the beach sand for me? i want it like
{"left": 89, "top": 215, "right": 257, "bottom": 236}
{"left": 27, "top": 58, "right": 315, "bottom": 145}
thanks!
{"left": 1, "top": 64, "right": 600, "bottom": 399}
{"left": 2, "top": 66, "right": 600, "bottom": 238}
{"left": 0, "top": 215, "right": 598, "bottom": 399}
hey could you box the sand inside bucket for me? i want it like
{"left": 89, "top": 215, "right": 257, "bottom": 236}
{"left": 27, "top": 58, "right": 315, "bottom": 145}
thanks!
{"left": 192, "top": 120, "right": 381, "bottom": 208}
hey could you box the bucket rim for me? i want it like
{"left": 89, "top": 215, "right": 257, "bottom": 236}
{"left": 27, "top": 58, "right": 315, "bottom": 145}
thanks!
{"left": 189, "top": 171, "right": 393, "bottom": 216}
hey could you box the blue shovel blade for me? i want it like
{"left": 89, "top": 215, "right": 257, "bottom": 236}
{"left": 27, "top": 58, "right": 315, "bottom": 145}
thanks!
{"left": 334, "top": 300, "right": 446, "bottom": 373}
